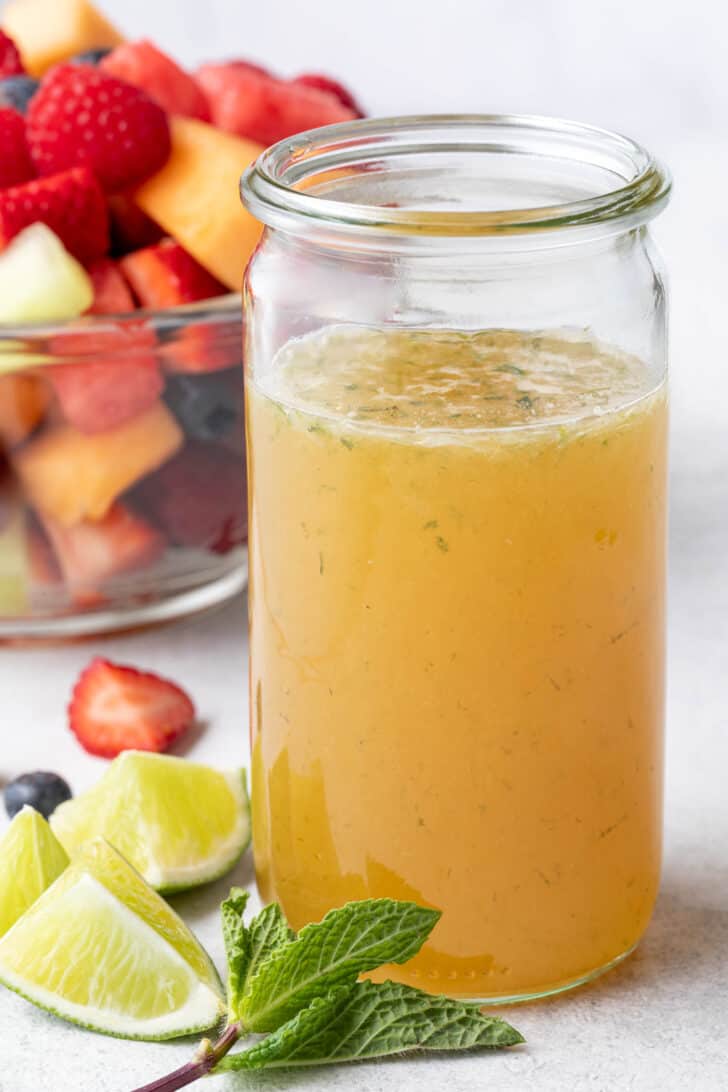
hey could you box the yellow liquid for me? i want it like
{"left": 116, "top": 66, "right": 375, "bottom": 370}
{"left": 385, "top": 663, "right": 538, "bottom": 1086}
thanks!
{"left": 247, "top": 327, "right": 667, "bottom": 1001}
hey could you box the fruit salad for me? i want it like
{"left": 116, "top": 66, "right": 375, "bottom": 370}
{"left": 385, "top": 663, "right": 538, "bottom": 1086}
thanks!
{"left": 0, "top": 0, "right": 363, "bottom": 635}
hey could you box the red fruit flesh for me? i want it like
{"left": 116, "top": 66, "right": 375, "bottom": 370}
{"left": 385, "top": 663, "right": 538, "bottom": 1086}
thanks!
{"left": 0, "top": 107, "right": 35, "bottom": 188}
{"left": 133, "top": 440, "right": 246, "bottom": 553}
{"left": 292, "top": 73, "right": 364, "bottom": 116}
{"left": 68, "top": 656, "right": 195, "bottom": 758}
{"left": 27, "top": 63, "right": 171, "bottom": 192}
{"left": 0, "top": 166, "right": 109, "bottom": 261}
{"left": 120, "top": 239, "right": 227, "bottom": 308}
{"left": 43, "top": 503, "right": 164, "bottom": 589}
{"left": 108, "top": 193, "right": 164, "bottom": 254}
{"left": 0, "top": 30, "right": 24, "bottom": 79}
{"left": 86, "top": 258, "right": 136, "bottom": 314}
{"left": 102, "top": 40, "right": 210, "bottom": 121}
{"left": 196, "top": 64, "right": 356, "bottom": 145}
{"left": 49, "top": 323, "right": 162, "bottom": 433}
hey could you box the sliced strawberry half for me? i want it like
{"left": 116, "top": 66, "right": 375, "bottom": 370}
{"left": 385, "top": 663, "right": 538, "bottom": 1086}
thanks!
{"left": 69, "top": 656, "right": 195, "bottom": 758}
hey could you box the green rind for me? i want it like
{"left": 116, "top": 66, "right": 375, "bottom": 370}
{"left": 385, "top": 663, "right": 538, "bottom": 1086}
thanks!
{"left": 0, "top": 969, "right": 226, "bottom": 1042}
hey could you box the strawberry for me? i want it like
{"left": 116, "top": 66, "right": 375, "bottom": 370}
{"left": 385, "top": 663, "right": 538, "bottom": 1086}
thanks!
{"left": 119, "top": 239, "right": 226, "bottom": 308}
{"left": 0, "top": 107, "right": 35, "bottom": 188}
{"left": 196, "top": 64, "right": 356, "bottom": 145}
{"left": 292, "top": 73, "right": 364, "bottom": 116}
{"left": 0, "top": 166, "right": 109, "bottom": 261}
{"left": 108, "top": 193, "right": 164, "bottom": 254}
{"left": 68, "top": 656, "right": 194, "bottom": 758}
{"left": 27, "top": 64, "right": 171, "bottom": 192}
{"left": 43, "top": 504, "right": 164, "bottom": 593}
{"left": 86, "top": 257, "right": 135, "bottom": 314}
{"left": 102, "top": 40, "right": 210, "bottom": 121}
{"left": 0, "top": 30, "right": 24, "bottom": 79}
{"left": 49, "top": 323, "right": 162, "bottom": 433}
{"left": 133, "top": 440, "right": 246, "bottom": 553}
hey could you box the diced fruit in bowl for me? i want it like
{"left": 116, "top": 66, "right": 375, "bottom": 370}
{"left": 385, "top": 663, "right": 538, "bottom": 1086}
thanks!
{"left": 2, "top": 0, "right": 123, "bottom": 77}
{"left": 164, "top": 370, "right": 243, "bottom": 443}
{"left": 49, "top": 324, "right": 162, "bottom": 432}
{"left": 0, "top": 223, "right": 93, "bottom": 323}
{"left": 120, "top": 239, "right": 227, "bottom": 308}
{"left": 102, "top": 40, "right": 210, "bottom": 121}
{"left": 134, "top": 440, "right": 246, "bottom": 553}
{"left": 0, "top": 489, "right": 28, "bottom": 613}
{"left": 0, "top": 807, "right": 69, "bottom": 937}
{"left": 108, "top": 193, "right": 163, "bottom": 254}
{"left": 41, "top": 503, "right": 164, "bottom": 592}
{"left": 3, "top": 771, "right": 72, "bottom": 820}
{"left": 0, "top": 74, "right": 38, "bottom": 113}
{"left": 0, "top": 106, "right": 34, "bottom": 188}
{"left": 0, "top": 7, "right": 360, "bottom": 635}
{"left": 27, "top": 63, "right": 171, "bottom": 192}
{"left": 134, "top": 117, "right": 263, "bottom": 291}
{"left": 51, "top": 751, "right": 250, "bottom": 892}
{"left": 0, "top": 28, "right": 24, "bottom": 78}
{"left": 0, "top": 169, "right": 109, "bottom": 263}
{"left": 86, "top": 258, "right": 135, "bottom": 314}
{"left": 0, "top": 374, "right": 48, "bottom": 447}
{"left": 0, "top": 838, "right": 225, "bottom": 1039}
{"left": 292, "top": 72, "right": 365, "bottom": 115}
{"left": 14, "top": 401, "right": 183, "bottom": 525}
{"left": 196, "top": 62, "right": 357, "bottom": 145}
{"left": 67, "top": 658, "right": 195, "bottom": 758}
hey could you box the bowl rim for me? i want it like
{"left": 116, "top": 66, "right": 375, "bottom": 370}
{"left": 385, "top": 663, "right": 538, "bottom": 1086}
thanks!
{"left": 0, "top": 292, "right": 242, "bottom": 342}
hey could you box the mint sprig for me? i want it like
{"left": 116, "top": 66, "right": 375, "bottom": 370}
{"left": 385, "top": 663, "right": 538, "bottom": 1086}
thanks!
{"left": 129, "top": 894, "right": 523, "bottom": 1091}
{"left": 239, "top": 897, "right": 441, "bottom": 1031}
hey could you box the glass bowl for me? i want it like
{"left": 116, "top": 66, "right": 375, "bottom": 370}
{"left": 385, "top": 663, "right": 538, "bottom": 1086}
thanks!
{"left": 0, "top": 295, "right": 247, "bottom": 641}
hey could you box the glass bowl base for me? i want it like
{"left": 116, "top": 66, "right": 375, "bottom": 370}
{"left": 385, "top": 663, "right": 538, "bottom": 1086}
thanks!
{"left": 0, "top": 553, "right": 247, "bottom": 644}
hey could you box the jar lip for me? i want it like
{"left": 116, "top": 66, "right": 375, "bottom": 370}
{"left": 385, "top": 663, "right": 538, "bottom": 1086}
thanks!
{"left": 241, "top": 113, "right": 671, "bottom": 242}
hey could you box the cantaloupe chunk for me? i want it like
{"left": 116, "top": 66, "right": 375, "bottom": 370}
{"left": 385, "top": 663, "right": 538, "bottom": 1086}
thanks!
{"left": 0, "top": 374, "right": 48, "bottom": 448}
{"left": 14, "top": 402, "right": 182, "bottom": 526}
{"left": 2, "top": 0, "right": 124, "bottom": 77}
{"left": 135, "top": 117, "right": 263, "bottom": 292}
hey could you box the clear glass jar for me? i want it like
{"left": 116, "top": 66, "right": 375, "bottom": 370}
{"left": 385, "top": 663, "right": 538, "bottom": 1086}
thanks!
{"left": 242, "top": 115, "right": 671, "bottom": 1002}
{"left": 0, "top": 296, "right": 247, "bottom": 640}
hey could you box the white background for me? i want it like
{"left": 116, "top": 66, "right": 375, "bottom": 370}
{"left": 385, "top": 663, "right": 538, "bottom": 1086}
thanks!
{"left": 1, "top": 2, "right": 727, "bottom": 1090}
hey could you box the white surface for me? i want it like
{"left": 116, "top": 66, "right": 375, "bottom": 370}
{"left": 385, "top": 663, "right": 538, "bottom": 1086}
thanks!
{"left": 1, "top": 0, "right": 727, "bottom": 1088}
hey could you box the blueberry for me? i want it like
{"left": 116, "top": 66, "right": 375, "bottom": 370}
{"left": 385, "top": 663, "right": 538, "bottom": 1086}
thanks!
{"left": 0, "top": 75, "right": 39, "bottom": 114}
{"left": 4, "top": 772, "right": 73, "bottom": 821}
{"left": 70, "top": 47, "right": 112, "bottom": 65}
{"left": 164, "top": 372, "right": 243, "bottom": 443}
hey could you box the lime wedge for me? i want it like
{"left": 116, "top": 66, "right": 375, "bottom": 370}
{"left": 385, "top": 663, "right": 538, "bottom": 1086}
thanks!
{"left": 51, "top": 751, "right": 250, "bottom": 893}
{"left": 0, "top": 807, "right": 69, "bottom": 937}
{"left": 0, "top": 839, "right": 225, "bottom": 1039}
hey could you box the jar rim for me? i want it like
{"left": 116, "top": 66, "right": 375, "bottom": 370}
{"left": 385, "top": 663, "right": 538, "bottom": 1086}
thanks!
{"left": 241, "top": 113, "right": 671, "bottom": 243}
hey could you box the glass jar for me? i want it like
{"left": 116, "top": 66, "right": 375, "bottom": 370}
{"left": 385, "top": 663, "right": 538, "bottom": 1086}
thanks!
{"left": 242, "top": 115, "right": 671, "bottom": 1002}
{"left": 0, "top": 296, "right": 247, "bottom": 640}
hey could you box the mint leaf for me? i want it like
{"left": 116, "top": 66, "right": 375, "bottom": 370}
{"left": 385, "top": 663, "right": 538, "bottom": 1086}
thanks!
{"left": 221, "top": 888, "right": 250, "bottom": 1004}
{"left": 229, "top": 903, "right": 295, "bottom": 1017}
{"left": 239, "top": 899, "right": 440, "bottom": 1032}
{"left": 220, "top": 979, "right": 523, "bottom": 1071}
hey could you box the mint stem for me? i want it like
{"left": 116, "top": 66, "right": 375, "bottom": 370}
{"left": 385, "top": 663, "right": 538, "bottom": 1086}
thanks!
{"left": 129, "top": 1022, "right": 241, "bottom": 1092}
